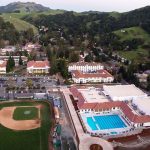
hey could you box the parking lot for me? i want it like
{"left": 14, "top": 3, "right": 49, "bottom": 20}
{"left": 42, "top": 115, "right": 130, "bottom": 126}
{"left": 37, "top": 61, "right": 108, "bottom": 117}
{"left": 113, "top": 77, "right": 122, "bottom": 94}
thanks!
{"left": 0, "top": 76, "right": 57, "bottom": 100}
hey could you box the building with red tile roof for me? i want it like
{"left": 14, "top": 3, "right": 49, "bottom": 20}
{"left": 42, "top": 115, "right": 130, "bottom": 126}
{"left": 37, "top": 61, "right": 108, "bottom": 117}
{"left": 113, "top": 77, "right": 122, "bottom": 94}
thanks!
{"left": 70, "top": 86, "right": 150, "bottom": 127}
{"left": 68, "top": 62, "right": 104, "bottom": 72}
{"left": 0, "top": 56, "right": 27, "bottom": 66}
{"left": 71, "top": 70, "right": 114, "bottom": 83}
{"left": 27, "top": 60, "right": 50, "bottom": 74}
{"left": 0, "top": 60, "right": 7, "bottom": 74}
{"left": 22, "top": 43, "right": 41, "bottom": 53}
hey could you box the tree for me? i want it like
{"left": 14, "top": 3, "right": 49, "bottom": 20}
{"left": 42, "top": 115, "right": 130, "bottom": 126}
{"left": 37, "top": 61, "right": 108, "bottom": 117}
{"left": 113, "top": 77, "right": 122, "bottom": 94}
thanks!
{"left": 6, "top": 60, "right": 11, "bottom": 73}
{"left": 46, "top": 46, "right": 53, "bottom": 61}
{"left": 57, "top": 58, "right": 69, "bottom": 79}
{"left": 26, "top": 79, "right": 33, "bottom": 89}
{"left": 19, "top": 56, "right": 23, "bottom": 65}
{"left": 25, "top": 28, "right": 34, "bottom": 41}
{"left": 69, "top": 52, "right": 79, "bottom": 62}
{"left": 11, "top": 56, "right": 15, "bottom": 69}
{"left": 6, "top": 56, "right": 15, "bottom": 73}
{"left": 147, "top": 75, "right": 150, "bottom": 91}
{"left": 50, "top": 56, "right": 58, "bottom": 75}
{"left": 0, "top": 39, "right": 5, "bottom": 48}
{"left": 84, "top": 53, "right": 93, "bottom": 62}
{"left": 6, "top": 78, "right": 16, "bottom": 89}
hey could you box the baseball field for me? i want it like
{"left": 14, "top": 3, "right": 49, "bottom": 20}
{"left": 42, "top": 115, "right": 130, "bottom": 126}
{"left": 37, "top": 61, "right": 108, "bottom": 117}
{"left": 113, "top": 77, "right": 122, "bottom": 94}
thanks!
{"left": 0, "top": 101, "right": 52, "bottom": 150}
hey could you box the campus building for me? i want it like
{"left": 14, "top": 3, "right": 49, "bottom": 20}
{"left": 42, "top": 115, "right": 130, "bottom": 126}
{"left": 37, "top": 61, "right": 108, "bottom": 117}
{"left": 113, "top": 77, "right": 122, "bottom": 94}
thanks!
{"left": 0, "top": 56, "right": 27, "bottom": 66}
{"left": 71, "top": 70, "right": 114, "bottom": 83}
{"left": 68, "top": 62, "right": 104, "bottom": 72}
{"left": 69, "top": 85, "right": 150, "bottom": 138}
{"left": 22, "top": 43, "right": 41, "bottom": 53}
{"left": 27, "top": 60, "right": 50, "bottom": 74}
{"left": 0, "top": 46, "right": 16, "bottom": 55}
{"left": 0, "top": 60, "right": 7, "bottom": 74}
{"left": 103, "top": 84, "right": 147, "bottom": 101}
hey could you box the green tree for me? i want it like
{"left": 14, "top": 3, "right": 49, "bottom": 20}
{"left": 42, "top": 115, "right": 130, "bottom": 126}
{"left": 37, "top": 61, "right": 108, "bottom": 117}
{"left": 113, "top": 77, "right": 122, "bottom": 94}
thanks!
{"left": 6, "top": 60, "right": 11, "bottom": 73}
{"left": 57, "top": 58, "right": 69, "bottom": 79}
{"left": 26, "top": 79, "right": 33, "bottom": 89}
{"left": 69, "top": 52, "right": 79, "bottom": 62}
{"left": 19, "top": 56, "right": 23, "bottom": 65}
{"left": 6, "top": 56, "right": 15, "bottom": 72}
{"left": 50, "top": 56, "right": 58, "bottom": 75}
{"left": 84, "top": 53, "right": 93, "bottom": 62}
{"left": 147, "top": 75, "right": 150, "bottom": 91}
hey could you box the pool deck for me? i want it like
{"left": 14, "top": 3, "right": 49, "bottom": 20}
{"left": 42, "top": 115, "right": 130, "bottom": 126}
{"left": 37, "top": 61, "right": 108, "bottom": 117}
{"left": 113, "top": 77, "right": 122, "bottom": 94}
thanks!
{"left": 61, "top": 87, "right": 113, "bottom": 150}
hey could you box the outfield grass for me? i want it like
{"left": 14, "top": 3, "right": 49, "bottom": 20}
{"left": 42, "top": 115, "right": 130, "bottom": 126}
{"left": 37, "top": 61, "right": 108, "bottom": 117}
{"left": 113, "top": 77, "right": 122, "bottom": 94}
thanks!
{"left": 13, "top": 107, "right": 38, "bottom": 120}
{"left": 0, "top": 101, "right": 52, "bottom": 150}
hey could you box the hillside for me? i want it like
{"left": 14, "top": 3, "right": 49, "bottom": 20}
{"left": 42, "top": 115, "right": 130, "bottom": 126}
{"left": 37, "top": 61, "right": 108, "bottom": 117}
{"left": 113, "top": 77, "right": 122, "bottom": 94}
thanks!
{"left": 114, "top": 27, "right": 150, "bottom": 62}
{"left": 0, "top": 8, "right": 65, "bottom": 34}
{"left": 0, "top": 2, "right": 65, "bottom": 33}
{"left": 0, "top": 2, "right": 50, "bottom": 13}
{"left": 0, "top": 13, "right": 38, "bottom": 34}
{"left": 114, "top": 27, "right": 150, "bottom": 45}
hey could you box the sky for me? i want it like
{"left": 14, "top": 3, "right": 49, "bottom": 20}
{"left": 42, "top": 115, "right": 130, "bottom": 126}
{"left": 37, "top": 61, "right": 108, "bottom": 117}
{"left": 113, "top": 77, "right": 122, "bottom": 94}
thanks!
{"left": 1, "top": 0, "right": 150, "bottom": 12}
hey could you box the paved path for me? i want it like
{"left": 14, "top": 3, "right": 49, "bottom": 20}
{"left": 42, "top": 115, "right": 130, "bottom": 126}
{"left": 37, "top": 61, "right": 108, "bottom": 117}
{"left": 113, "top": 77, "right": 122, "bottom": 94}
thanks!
{"left": 61, "top": 87, "right": 113, "bottom": 150}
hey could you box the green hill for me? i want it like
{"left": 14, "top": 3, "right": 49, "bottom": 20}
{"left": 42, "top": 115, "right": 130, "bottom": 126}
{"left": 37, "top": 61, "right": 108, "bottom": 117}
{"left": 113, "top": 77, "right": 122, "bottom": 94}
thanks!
{"left": 114, "top": 27, "right": 150, "bottom": 62}
{"left": 0, "top": 13, "right": 38, "bottom": 34}
{"left": 114, "top": 26, "right": 150, "bottom": 45}
{"left": 0, "top": 8, "right": 65, "bottom": 34}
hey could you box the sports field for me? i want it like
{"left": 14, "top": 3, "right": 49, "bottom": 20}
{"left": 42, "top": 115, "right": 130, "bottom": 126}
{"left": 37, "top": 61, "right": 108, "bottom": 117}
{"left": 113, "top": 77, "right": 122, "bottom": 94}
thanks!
{"left": 13, "top": 107, "right": 38, "bottom": 120}
{"left": 0, "top": 101, "right": 52, "bottom": 150}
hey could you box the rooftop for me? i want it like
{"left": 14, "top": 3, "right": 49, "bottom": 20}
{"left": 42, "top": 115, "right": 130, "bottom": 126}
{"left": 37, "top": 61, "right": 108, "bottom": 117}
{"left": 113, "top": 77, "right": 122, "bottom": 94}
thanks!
{"left": 103, "top": 84, "right": 147, "bottom": 98}
{"left": 70, "top": 86, "right": 150, "bottom": 124}
{"left": 79, "top": 101, "right": 150, "bottom": 124}
{"left": 69, "top": 62, "right": 103, "bottom": 66}
{"left": 79, "top": 87, "right": 109, "bottom": 103}
{"left": 27, "top": 60, "right": 50, "bottom": 68}
{"left": 72, "top": 70, "right": 113, "bottom": 78}
{"left": 133, "top": 97, "right": 150, "bottom": 115}
{"left": 0, "top": 61, "right": 7, "bottom": 68}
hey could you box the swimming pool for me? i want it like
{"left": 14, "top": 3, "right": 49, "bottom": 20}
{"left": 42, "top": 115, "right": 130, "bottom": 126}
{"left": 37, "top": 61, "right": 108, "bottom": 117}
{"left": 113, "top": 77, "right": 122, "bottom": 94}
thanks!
{"left": 87, "top": 115, "right": 127, "bottom": 131}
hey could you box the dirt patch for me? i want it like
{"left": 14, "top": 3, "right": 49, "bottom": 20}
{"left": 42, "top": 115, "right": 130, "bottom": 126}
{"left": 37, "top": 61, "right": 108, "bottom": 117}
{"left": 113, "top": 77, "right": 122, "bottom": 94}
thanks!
{"left": 0, "top": 106, "right": 41, "bottom": 131}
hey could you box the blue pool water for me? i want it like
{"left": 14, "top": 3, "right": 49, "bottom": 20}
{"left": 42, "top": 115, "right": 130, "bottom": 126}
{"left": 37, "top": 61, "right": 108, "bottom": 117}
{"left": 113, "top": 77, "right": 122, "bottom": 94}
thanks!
{"left": 87, "top": 115, "right": 127, "bottom": 131}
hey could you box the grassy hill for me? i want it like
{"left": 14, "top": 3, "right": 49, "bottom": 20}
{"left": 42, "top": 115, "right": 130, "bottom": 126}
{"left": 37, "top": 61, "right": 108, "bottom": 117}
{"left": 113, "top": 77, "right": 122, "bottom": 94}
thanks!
{"left": 114, "top": 26, "right": 150, "bottom": 44}
{"left": 114, "top": 27, "right": 150, "bottom": 62}
{"left": 0, "top": 9, "right": 65, "bottom": 34}
{"left": 0, "top": 13, "right": 38, "bottom": 34}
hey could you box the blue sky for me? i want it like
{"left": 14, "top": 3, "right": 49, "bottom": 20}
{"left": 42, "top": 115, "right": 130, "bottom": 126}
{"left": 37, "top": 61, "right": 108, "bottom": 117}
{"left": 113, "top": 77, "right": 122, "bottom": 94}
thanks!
{"left": 1, "top": 0, "right": 150, "bottom": 12}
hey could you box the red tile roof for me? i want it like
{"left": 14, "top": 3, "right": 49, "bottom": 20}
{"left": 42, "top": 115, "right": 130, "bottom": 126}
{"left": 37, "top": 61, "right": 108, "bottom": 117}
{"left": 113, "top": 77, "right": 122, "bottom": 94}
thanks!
{"left": 27, "top": 60, "right": 50, "bottom": 68}
{"left": 72, "top": 70, "right": 113, "bottom": 78}
{"left": 70, "top": 87, "right": 150, "bottom": 124}
{"left": 80, "top": 101, "right": 150, "bottom": 123}
{"left": 0, "top": 61, "right": 7, "bottom": 68}
{"left": 69, "top": 62, "right": 103, "bottom": 66}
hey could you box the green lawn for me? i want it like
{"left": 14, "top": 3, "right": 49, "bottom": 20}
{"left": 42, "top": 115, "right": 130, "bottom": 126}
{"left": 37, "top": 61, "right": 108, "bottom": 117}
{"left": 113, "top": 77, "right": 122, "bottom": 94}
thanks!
{"left": 13, "top": 107, "right": 38, "bottom": 120}
{"left": 0, "top": 101, "right": 52, "bottom": 150}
